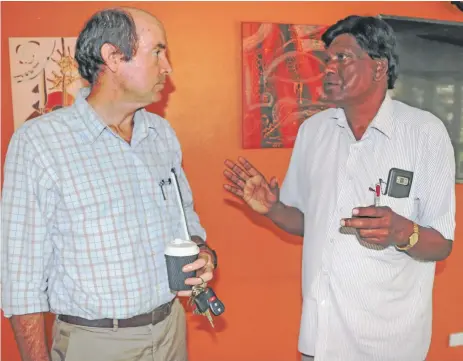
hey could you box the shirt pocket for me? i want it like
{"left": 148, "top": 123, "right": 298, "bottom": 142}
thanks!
{"left": 380, "top": 194, "right": 419, "bottom": 222}
{"left": 161, "top": 174, "right": 184, "bottom": 228}
{"left": 147, "top": 172, "right": 182, "bottom": 239}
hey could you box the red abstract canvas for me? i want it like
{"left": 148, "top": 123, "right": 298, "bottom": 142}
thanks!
{"left": 242, "top": 22, "right": 333, "bottom": 149}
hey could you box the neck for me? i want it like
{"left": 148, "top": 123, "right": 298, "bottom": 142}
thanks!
{"left": 86, "top": 81, "right": 139, "bottom": 127}
{"left": 341, "top": 90, "right": 387, "bottom": 141}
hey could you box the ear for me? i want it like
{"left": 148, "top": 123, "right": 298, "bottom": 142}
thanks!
{"left": 374, "top": 58, "right": 388, "bottom": 82}
{"left": 100, "top": 43, "right": 124, "bottom": 73}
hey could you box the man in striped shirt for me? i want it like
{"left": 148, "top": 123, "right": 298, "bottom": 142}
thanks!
{"left": 224, "top": 15, "right": 455, "bottom": 361}
{"left": 2, "top": 7, "right": 216, "bottom": 361}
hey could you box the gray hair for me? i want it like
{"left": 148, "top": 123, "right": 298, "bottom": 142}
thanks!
{"left": 75, "top": 8, "right": 138, "bottom": 85}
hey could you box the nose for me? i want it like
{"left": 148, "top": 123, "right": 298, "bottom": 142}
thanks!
{"left": 322, "top": 53, "right": 339, "bottom": 75}
{"left": 324, "top": 59, "right": 336, "bottom": 75}
{"left": 324, "top": 66, "right": 336, "bottom": 76}
{"left": 161, "top": 57, "right": 173, "bottom": 75}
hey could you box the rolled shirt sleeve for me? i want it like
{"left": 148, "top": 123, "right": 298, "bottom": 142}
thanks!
{"left": 2, "top": 131, "right": 57, "bottom": 317}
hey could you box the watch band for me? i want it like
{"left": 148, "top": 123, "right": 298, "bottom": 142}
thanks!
{"left": 198, "top": 243, "right": 218, "bottom": 269}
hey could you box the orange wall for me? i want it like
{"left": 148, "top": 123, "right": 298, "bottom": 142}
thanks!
{"left": 1, "top": 2, "right": 462, "bottom": 361}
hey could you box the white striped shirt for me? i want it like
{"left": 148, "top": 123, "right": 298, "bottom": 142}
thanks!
{"left": 280, "top": 93, "right": 455, "bottom": 361}
{"left": 1, "top": 87, "right": 206, "bottom": 319}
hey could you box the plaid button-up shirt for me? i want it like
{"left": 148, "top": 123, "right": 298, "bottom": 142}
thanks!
{"left": 2, "top": 88, "right": 206, "bottom": 319}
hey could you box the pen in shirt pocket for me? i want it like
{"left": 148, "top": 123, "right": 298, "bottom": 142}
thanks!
{"left": 374, "top": 182, "right": 381, "bottom": 207}
{"left": 368, "top": 181, "right": 381, "bottom": 207}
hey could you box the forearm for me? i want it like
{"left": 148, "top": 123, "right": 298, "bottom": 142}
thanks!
{"left": 397, "top": 222, "right": 452, "bottom": 261}
{"left": 10, "top": 313, "right": 50, "bottom": 361}
{"left": 266, "top": 201, "right": 304, "bottom": 237}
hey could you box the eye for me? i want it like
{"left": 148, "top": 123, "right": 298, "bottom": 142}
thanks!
{"left": 153, "top": 49, "right": 161, "bottom": 56}
{"left": 336, "top": 53, "right": 347, "bottom": 61}
{"left": 322, "top": 55, "right": 331, "bottom": 64}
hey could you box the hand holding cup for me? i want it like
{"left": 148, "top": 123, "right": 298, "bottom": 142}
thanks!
{"left": 164, "top": 238, "right": 214, "bottom": 297}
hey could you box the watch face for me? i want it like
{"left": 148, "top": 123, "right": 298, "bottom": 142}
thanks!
{"left": 410, "top": 233, "right": 419, "bottom": 245}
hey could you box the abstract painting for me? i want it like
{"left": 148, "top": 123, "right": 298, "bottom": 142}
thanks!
{"left": 242, "top": 22, "right": 333, "bottom": 149}
{"left": 9, "top": 37, "right": 87, "bottom": 130}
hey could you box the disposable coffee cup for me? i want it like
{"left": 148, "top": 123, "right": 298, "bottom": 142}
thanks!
{"left": 165, "top": 238, "right": 200, "bottom": 291}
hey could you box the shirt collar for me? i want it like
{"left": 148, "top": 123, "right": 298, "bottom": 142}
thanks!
{"left": 74, "top": 87, "right": 106, "bottom": 142}
{"left": 74, "top": 87, "right": 153, "bottom": 144}
{"left": 333, "top": 92, "right": 395, "bottom": 139}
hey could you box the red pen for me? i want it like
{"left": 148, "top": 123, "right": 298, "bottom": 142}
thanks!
{"left": 375, "top": 182, "right": 381, "bottom": 207}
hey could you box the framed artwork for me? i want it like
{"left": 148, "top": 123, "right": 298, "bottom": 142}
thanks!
{"left": 241, "top": 17, "right": 463, "bottom": 183}
{"left": 241, "top": 22, "right": 332, "bottom": 149}
{"left": 9, "top": 37, "right": 87, "bottom": 130}
{"left": 382, "top": 15, "right": 463, "bottom": 183}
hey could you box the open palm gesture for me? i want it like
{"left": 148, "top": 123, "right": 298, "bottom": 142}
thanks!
{"left": 223, "top": 157, "right": 279, "bottom": 215}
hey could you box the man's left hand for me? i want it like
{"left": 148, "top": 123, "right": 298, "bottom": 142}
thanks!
{"left": 341, "top": 206, "right": 413, "bottom": 248}
{"left": 177, "top": 251, "right": 215, "bottom": 297}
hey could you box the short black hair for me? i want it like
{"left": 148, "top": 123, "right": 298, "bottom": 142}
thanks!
{"left": 75, "top": 8, "right": 138, "bottom": 85}
{"left": 322, "top": 15, "right": 399, "bottom": 89}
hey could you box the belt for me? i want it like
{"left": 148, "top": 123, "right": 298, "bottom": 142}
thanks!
{"left": 58, "top": 299, "right": 175, "bottom": 328}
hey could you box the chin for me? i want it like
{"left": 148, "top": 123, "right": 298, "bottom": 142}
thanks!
{"left": 325, "top": 91, "right": 351, "bottom": 106}
{"left": 144, "top": 91, "right": 161, "bottom": 105}
{"left": 151, "top": 93, "right": 162, "bottom": 103}
{"left": 324, "top": 93, "right": 341, "bottom": 104}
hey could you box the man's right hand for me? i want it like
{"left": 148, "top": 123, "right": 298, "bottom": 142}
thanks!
{"left": 223, "top": 157, "right": 279, "bottom": 215}
{"left": 223, "top": 156, "right": 304, "bottom": 237}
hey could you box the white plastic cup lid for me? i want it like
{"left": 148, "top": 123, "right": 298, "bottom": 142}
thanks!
{"left": 165, "top": 238, "right": 199, "bottom": 257}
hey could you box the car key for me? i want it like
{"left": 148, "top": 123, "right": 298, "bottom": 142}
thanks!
{"left": 194, "top": 289, "right": 215, "bottom": 327}
{"left": 202, "top": 287, "right": 225, "bottom": 316}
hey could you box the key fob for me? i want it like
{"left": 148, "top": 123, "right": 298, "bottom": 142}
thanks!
{"left": 194, "top": 290, "right": 210, "bottom": 314}
{"left": 203, "top": 287, "right": 225, "bottom": 316}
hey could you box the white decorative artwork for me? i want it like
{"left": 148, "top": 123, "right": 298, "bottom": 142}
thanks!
{"left": 9, "top": 37, "right": 87, "bottom": 130}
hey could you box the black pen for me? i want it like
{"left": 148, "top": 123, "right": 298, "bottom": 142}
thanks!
{"left": 159, "top": 180, "right": 167, "bottom": 200}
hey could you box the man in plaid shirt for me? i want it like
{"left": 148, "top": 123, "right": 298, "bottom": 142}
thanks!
{"left": 2, "top": 7, "right": 216, "bottom": 361}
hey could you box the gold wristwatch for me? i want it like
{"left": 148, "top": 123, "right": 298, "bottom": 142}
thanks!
{"left": 395, "top": 222, "right": 419, "bottom": 251}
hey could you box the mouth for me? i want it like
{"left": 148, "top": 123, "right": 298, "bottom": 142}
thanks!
{"left": 324, "top": 80, "right": 340, "bottom": 86}
{"left": 323, "top": 82, "right": 341, "bottom": 91}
